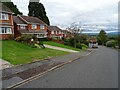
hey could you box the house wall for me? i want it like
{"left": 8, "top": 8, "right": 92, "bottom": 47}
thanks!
{"left": 47, "top": 30, "right": 64, "bottom": 39}
{"left": 28, "top": 24, "right": 47, "bottom": 31}
{"left": 0, "top": 34, "right": 13, "bottom": 39}
{"left": 0, "top": 14, "right": 13, "bottom": 24}
{"left": 14, "top": 23, "right": 21, "bottom": 38}
{"left": 14, "top": 24, "right": 48, "bottom": 38}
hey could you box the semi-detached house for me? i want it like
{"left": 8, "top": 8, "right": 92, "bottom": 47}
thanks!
{"left": 13, "top": 15, "right": 48, "bottom": 39}
{"left": 47, "top": 26, "right": 64, "bottom": 39}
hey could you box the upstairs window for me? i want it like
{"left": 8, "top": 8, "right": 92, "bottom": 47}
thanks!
{"left": 40, "top": 25, "right": 45, "bottom": 29}
{"left": 0, "top": 27, "right": 12, "bottom": 34}
{"left": 32, "top": 25, "right": 37, "bottom": 29}
{"left": 0, "top": 13, "right": 9, "bottom": 20}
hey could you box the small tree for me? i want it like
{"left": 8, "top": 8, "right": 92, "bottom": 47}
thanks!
{"left": 67, "top": 22, "right": 83, "bottom": 48}
{"left": 97, "top": 30, "right": 108, "bottom": 45}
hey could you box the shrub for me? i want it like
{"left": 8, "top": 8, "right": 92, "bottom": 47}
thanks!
{"left": 81, "top": 44, "right": 88, "bottom": 48}
{"left": 15, "top": 34, "right": 36, "bottom": 45}
{"left": 106, "top": 40, "right": 116, "bottom": 47}
{"left": 76, "top": 43, "right": 82, "bottom": 49}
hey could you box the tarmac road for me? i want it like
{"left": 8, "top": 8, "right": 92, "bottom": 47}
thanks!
{"left": 18, "top": 46, "right": 118, "bottom": 88}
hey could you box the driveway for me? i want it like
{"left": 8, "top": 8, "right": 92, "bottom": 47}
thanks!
{"left": 15, "top": 46, "right": 119, "bottom": 88}
{"left": 44, "top": 44, "right": 79, "bottom": 53}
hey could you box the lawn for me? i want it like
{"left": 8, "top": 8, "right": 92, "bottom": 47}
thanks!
{"left": 1, "top": 40, "right": 69, "bottom": 65}
{"left": 43, "top": 41, "right": 87, "bottom": 51}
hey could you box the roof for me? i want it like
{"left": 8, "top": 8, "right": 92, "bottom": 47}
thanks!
{"left": 48, "top": 26, "right": 62, "bottom": 31}
{"left": 62, "top": 30, "right": 72, "bottom": 33}
{"left": 18, "top": 30, "right": 47, "bottom": 34}
{"left": 0, "top": 2, "right": 13, "bottom": 13}
{"left": 13, "top": 16, "right": 26, "bottom": 24}
{"left": 19, "top": 16, "right": 46, "bottom": 25}
{"left": 89, "top": 37, "right": 97, "bottom": 43}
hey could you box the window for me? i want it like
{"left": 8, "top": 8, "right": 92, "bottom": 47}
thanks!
{"left": 0, "top": 27, "right": 12, "bottom": 34}
{"left": 20, "top": 26, "right": 26, "bottom": 29}
{"left": 0, "top": 13, "right": 9, "bottom": 20}
{"left": 51, "top": 31, "right": 54, "bottom": 34}
{"left": 40, "top": 25, "right": 45, "bottom": 29}
{"left": 32, "top": 25, "right": 37, "bottom": 29}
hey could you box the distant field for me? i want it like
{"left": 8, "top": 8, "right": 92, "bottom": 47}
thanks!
{"left": 1, "top": 40, "right": 69, "bottom": 65}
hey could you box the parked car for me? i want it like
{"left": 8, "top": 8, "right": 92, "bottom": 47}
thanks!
{"left": 92, "top": 44, "right": 98, "bottom": 48}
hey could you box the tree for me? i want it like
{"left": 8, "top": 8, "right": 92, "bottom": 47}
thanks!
{"left": 67, "top": 22, "right": 83, "bottom": 48}
{"left": 2, "top": 2, "right": 23, "bottom": 16}
{"left": 97, "top": 30, "right": 108, "bottom": 45}
{"left": 28, "top": 0, "right": 50, "bottom": 25}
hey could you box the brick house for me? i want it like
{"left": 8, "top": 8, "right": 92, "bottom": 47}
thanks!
{"left": 13, "top": 15, "right": 48, "bottom": 39}
{"left": 47, "top": 26, "right": 64, "bottom": 39}
{"left": 0, "top": 3, "right": 14, "bottom": 39}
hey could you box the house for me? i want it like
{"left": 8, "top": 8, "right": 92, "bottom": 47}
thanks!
{"left": 89, "top": 37, "right": 98, "bottom": 48}
{"left": 62, "top": 30, "right": 74, "bottom": 39}
{"left": 13, "top": 15, "right": 48, "bottom": 39}
{"left": 47, "top": 26, "right": 64, "bottom": 39}
{"left": 0, "top": 3, "right": 14, "bottom": 39}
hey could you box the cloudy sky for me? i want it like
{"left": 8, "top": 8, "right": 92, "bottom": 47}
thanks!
{"left": 11, "top": 0, "right": 119, "bottom": 33}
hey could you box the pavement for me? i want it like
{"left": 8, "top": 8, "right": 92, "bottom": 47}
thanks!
{"left": 44, "top": 44, "right": 79, "bottom": 53}
{"left": 1, "top": 49, "right": 91, "bottom": 89}
{"left": 0, "top": 59, "right": 13, "bottom": 70}
{"left": 11, "top": 46, "right": 118, "bottom": 88}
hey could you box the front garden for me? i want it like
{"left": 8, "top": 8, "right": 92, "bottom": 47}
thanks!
{"left": 1, "top": 40, "right": 69, "bottom": 65}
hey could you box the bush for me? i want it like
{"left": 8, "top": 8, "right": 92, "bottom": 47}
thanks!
{"left": 64, "top": 38, "right": 74, "bottom": 47}
{"left": 81, "top": 44, "right": 88, "bottom": 48}
{"left": 76, "top": 43, "right": 82, "bottom": 49}
{"left": 15, "top": 34, "right": 36, "bottom": 45}
{"left": 106, "top": 40, "right": 116, "bottom": 47}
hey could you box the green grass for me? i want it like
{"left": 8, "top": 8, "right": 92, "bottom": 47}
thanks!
{"left": 43, "top": 41, "right": 87, "bottom": 51}
{"left": 1, "top": 40, "right": 69, "bottom": 65}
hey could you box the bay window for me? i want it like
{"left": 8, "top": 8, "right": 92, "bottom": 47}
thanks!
{"left": 0, "top": 27, "right": 12, "bottom": 34}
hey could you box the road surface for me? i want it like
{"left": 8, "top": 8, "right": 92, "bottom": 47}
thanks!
{"left": 18, "top": 46, "right": 118, "bottom": 88}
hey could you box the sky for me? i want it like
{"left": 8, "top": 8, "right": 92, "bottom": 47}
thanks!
{"left": 11, "top": 0, "right": 119, "bottom": 33}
